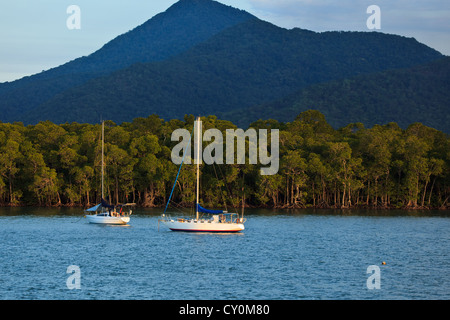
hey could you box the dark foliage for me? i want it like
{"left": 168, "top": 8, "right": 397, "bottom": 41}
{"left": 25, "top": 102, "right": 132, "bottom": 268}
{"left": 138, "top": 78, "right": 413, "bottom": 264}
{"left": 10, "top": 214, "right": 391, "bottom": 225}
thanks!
{"left": 0, "top": 112, "right": 448, "bottom": 210}
{"left": 224, "top": 57, "right": 450, "bottom": 133}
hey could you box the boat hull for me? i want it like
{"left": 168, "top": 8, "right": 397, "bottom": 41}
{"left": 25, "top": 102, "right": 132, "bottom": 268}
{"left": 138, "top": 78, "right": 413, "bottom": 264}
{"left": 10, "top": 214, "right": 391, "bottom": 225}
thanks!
{"left": 86, "top": 214, "right": 130, "bottom": 225}
{"left": 161, "top": 219, "right": 244, "bottom": 233}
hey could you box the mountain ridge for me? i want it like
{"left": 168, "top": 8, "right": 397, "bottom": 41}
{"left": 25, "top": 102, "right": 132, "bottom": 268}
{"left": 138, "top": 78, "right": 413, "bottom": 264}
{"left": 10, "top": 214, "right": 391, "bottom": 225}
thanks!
{"left": 0, "top": 0, "right": 255, "bottom": 121}
{"left": 19, "top": 18, "right": 442, "bottom": 125}
{"left": 0, "top": 0, "right": 446, "bottom": 132}
{"left": 221, "top": 56, "right": 450, "bottom": 132}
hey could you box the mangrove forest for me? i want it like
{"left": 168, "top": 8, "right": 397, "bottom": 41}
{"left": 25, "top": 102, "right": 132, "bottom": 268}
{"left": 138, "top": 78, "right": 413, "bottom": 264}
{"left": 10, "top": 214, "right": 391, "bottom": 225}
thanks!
{"left": 0, "top": 110, "right": 448, "bottom": 210}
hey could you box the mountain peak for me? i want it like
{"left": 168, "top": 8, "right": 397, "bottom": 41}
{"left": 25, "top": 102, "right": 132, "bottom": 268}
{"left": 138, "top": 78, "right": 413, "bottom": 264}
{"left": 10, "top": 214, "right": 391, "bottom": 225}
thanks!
{"left": 81, "top": 0, "right": 255, "bottom": 70}
{"left": 163, "top": 0, "right": 254, "bottom": 21}
{"left": 0, "top": 0, "right": 445, "bottom": 131}
{"left": 174, "top": 0, "right": 217, "bottom": 5}
{"left": 0, "top": 0, "right": 255, "bottom": 120}
{"left": 172, "top": 0, "right": 229, "bottom": 7}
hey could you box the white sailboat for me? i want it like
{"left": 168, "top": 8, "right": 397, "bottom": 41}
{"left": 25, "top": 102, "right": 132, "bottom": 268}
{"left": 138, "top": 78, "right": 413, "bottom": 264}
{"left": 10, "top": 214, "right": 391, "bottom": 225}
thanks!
{"left": 159, "top": 117, "right": 246, "bottom": 232}
{"left": 85, "top": 121, "right": 135, "bottom": 225}
{"left": 85, "top": 199, "right": 134, "bottom": 225}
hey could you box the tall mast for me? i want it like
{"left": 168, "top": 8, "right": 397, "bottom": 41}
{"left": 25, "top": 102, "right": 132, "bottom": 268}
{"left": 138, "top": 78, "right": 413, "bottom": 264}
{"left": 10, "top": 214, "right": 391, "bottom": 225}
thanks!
{"left": 196, "top": 117, "right": 201, "bottom": 220}
{"left": 101, "top": 121, "right": 104, "bottom": 200}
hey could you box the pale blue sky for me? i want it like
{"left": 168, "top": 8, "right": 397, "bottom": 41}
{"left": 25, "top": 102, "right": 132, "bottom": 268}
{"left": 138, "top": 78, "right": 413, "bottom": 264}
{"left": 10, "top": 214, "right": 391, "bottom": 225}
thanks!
{"left": 1, "top": 0, "right": 449, "bottom": 83}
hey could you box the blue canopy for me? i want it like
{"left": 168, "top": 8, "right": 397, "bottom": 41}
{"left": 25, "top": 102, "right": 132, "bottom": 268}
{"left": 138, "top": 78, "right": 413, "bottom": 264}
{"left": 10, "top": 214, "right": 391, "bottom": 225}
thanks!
{"left": 101, "top": 198, "right": 114, "bottom": 209}
{"left": 196, "top": 204, "right": 223, "bottom": 214}
{"left": 86, "top": 203, "right": 101, "bottom": 212}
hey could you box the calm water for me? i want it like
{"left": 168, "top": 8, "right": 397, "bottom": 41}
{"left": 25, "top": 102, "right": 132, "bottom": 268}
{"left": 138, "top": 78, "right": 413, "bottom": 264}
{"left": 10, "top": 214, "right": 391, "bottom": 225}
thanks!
{"left": 0, "top": 207, "right": 448, "bottom": 300}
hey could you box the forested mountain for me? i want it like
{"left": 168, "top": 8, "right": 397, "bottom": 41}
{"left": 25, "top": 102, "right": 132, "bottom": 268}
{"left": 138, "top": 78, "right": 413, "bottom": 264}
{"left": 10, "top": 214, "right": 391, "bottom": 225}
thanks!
{"left": 0, "top": 0, "right": 254, "bottom": 122}
{"left": 0, "top": 0, "right": 445, "bottom": 131}
{"left": 224, "top": 56, "right": 450, "bottom": 133}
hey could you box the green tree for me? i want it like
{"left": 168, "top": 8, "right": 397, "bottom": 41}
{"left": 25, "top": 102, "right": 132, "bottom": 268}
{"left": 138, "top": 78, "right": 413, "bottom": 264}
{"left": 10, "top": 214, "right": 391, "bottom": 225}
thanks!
{"left": 0, "top": 130, "right": 23, "bottom": 205}
{"left": 281, "top": 150, "right": 308, "bottom": 207}
{"left": 106, "top": 144, "right": 135, "bottom": 204}
{"left": 130, "top": 134, "right": 163, "bottom": 207}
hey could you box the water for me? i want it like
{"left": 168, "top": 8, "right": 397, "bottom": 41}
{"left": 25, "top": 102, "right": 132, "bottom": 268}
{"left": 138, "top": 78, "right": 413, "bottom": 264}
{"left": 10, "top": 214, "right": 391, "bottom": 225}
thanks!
{"left": 0, "top": 207, "right": 448, "bottom": 300}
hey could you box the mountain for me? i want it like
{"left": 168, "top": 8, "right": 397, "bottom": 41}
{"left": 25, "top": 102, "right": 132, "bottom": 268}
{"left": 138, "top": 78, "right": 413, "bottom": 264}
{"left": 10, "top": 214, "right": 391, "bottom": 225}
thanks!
{"left": 0, "top": 0, "right": 254, "bottom": 122}
{"left": 223, "top": 56, "right": 450, "bottom": 132}
{"left": 59, "top": 0, "right": 255, "bottom": 73}
{"left": 20, "top": 19, "right": 442, "bottom": 125}
{"left": 0, "top": 0, "right": 446, "bottom": 131}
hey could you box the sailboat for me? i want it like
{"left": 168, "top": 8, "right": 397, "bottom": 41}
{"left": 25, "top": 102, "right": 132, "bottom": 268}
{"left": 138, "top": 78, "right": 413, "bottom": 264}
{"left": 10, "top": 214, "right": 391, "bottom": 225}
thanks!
{"left": 85, "top": 199, "right": 134, "bottom": 225}
{"left": 85, "top": 121, "right": 135, "bottom": 225}
{"left": 159, "top": 117, "right": 246, "bottom": 232}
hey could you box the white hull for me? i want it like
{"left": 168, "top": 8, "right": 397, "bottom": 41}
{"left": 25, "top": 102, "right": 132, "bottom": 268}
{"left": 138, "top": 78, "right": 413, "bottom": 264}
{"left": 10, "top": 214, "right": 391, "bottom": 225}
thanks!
{"left": 86, "top": 214, "right": 130, "bottom": 225}
{"left": 161, "top": 219, "right": 244, "bottom": 233}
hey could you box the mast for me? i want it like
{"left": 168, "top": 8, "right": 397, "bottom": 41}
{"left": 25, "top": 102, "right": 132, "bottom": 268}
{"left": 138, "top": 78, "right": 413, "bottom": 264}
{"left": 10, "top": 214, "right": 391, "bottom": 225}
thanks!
{"left": 101, "top": 121, "right": 104, "bottom": 200}
{"left": 196, "top": 117, "right": 201, "bottom": 220}
{"left": 241, "top": 175, "right": 245, "bottom": 223}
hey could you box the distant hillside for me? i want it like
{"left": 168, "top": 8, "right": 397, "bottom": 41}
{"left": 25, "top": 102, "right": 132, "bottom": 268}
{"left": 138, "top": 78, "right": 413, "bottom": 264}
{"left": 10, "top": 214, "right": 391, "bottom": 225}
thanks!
{"left": 0, "top": 0, "right": 445, "bottom": 132}
{"left": 0, "top": 0, "right": 254, "bottom": 122}
{"left": 224, "top": 56, "right": 450, "bottom": 132}
{"left": 16, "top": 19, "right": 442, "bottom": 125}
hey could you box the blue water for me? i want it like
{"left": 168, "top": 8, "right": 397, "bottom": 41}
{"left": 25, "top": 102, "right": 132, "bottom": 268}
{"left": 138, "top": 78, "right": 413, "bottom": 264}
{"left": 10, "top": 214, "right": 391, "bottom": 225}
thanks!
{"left": 0, "top": 208, "right": 448, "bottom": 300}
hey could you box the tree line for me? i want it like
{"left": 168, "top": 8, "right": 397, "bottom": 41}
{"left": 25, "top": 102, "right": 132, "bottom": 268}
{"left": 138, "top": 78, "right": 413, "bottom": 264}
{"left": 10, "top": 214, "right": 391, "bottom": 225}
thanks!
{"left": 0, "top": 111, "right": 448, "bottom": 210}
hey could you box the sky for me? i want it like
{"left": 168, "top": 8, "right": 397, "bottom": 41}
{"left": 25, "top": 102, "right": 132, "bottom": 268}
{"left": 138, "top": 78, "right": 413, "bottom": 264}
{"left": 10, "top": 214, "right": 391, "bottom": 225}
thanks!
{"left": 0, "top": 0, "right": 449, "bottom": 83}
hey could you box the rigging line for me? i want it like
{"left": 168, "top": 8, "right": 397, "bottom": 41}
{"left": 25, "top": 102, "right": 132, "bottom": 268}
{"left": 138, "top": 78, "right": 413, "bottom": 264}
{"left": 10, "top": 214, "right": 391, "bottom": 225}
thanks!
{"left": 169, "top": 199, "right": 192, "bottom": 215}
{"left": 163, "top": 126, "right": 194, "bottom": 215}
